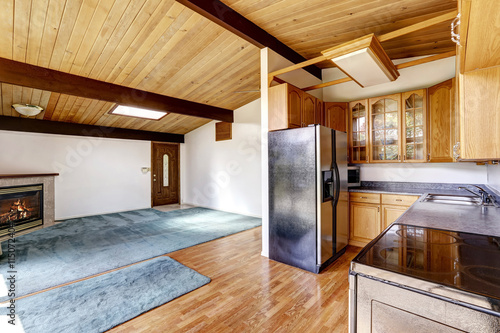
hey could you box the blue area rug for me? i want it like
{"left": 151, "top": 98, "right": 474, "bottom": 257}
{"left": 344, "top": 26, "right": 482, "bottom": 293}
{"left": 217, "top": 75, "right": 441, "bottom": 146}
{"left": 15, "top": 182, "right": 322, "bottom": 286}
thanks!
{"left": 2, "top": 256, "right": 210, "bottom": 333}
{"left": 0, "top": 207, "right": 260, "bottom": 301}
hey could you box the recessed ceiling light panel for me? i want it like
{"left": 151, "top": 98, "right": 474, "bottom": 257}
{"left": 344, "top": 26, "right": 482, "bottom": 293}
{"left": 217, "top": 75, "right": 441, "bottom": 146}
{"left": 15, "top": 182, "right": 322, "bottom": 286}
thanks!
{"left": 110, "top": 105, "right": 168, "bottom": 120}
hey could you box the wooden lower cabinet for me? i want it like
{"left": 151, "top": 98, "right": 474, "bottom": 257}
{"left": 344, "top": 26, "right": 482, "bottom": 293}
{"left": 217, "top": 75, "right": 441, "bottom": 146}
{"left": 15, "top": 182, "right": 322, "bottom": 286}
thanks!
{"left": 350, "top": 202, "right": 381, "bottom": 247}
{"left": 349, "top": 192, "right": 419, "bottom": 247}
{"left": 382, "top": 205, "right": 408, "bottom": 230}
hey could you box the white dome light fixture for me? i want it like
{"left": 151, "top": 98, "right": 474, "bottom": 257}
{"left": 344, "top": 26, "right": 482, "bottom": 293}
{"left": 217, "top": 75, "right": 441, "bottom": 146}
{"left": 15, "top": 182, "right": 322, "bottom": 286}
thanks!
{"left": 11, "top": 104, "right": 44, "bottom": 117}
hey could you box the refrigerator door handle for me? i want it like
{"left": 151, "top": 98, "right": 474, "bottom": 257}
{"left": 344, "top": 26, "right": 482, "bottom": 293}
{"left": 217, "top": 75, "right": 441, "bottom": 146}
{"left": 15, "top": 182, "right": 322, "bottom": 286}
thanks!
{"left": 332, "top": 163, "right": 341, "bottom": 206}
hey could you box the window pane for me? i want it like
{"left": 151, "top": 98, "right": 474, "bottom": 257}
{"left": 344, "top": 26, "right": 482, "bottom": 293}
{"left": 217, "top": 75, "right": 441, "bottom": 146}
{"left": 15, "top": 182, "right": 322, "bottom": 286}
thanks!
{"left": 163, "top": 154, "right": 169, "bottom": 187}
{"left": 386, "top": 129, "right": 398, "bottom": 145}
{"left": 359, "top": 132, "right": 366, "bottom": 146}
{"left": 405, "top": 95, "right": 414, "bottom": 109}
{"left": 386, "top": 112, "right": 398, "bottom": 128}
{"left": 373, "top": 114, "right": 384, "bottom": 129}
{"left": 406, "top": 111, "right": 414, "bottom": 127}
{"left": 385, "top": 99, "right": 398, "bottom": 112}
{"left": 406, "top": 127, "right": 414, "bottom": 141}
{"left": 359, "top": 117, "right": 366, "bottom": 132}
{"left": 415, "top": 95, "right": 423, "bottom": 108}
{"left": 374, "top": 130, "right": 385, "bottom": 145}
{"left": 372, "top": 101, "right": 384, "bottom": 114}
{"left": 415, "top": 110, "right": 423, "bottom": 126}
{"left": 415, "top": 127, "right": 424, "bottom": 143}
{"left": 373, "top": 146, "right": 385, "bottom": 160}
{"left": 386, "top": 145, "right": 398, "bottom": 160}
{"left": 406, "top": 145, "right": 415, "bottom": 159}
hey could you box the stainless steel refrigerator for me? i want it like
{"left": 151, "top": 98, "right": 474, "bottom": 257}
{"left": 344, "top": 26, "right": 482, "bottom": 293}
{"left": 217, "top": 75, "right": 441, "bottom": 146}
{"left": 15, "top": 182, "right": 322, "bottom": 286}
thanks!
{"left": 268, "top": 125, "right": 348, "bottom": 273}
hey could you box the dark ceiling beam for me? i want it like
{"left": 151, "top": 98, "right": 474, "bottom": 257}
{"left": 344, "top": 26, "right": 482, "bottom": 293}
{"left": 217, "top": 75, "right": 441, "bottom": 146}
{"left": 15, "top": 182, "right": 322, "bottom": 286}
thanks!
{"left": 0, "top": 58, "right": 233, "bottom": 123}
{"left": 0, "top": 116, "right": 184, "bottom": 143}
{"left": 176, "top": 0, "right": 322, "bottom": 80}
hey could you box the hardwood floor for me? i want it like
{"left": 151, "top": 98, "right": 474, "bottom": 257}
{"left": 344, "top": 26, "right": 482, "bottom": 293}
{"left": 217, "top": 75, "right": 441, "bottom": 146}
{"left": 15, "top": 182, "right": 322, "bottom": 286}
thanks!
{"left": 108, "top": 227, "right": 361, "bottom": 332}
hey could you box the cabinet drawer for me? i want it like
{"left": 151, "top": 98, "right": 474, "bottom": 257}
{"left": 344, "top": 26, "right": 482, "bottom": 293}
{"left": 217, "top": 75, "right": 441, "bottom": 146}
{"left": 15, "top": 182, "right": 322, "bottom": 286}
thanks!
{"left": 350, "top": 192, "right": 380, "bottom": 204}
{"left": 381, "top": 194, "right": 419, "bottom": 206}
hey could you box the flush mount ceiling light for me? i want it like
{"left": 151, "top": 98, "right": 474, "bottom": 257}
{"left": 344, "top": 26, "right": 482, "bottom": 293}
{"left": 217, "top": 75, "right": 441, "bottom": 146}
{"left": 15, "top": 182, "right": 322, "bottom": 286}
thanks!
{"left": 109, "top": 105, "right": 168, "bottom": 120}
{"left": 11, "top": 104, "right": 44, "bottom": 117}
{"left": 321, "top": 34, "right": 400, "bottom": 88}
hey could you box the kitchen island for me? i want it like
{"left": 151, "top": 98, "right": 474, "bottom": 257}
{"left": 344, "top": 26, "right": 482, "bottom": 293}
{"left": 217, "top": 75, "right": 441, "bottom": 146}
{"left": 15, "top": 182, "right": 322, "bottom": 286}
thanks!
{"left": 348, "top": 182, "right": 500, "bottom": 332}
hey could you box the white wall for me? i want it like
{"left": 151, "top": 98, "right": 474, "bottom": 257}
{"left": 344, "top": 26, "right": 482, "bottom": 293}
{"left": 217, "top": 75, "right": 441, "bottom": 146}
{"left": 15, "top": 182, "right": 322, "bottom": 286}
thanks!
{"left": 0, "top": 130, "right": 151, "bottom": 219}
{"left": 181, "top": 98, "right": 262, "bottom": 217}
{"left": 488, "top": 164, "right": 500, "bottom": 192}
{"left": 360, "top": 163, "right": 487, "bottom": 184}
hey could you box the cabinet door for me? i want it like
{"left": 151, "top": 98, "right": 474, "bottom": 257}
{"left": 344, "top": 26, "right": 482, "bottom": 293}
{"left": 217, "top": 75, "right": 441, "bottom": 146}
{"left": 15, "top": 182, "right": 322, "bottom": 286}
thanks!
{"left": 402, "top": 90, "right": 427, "bottom": 162}
{"left": 302, "top": 93, "right": 316, "bottom": 127}
{"left": 349, "top": 100, "right": 369, "bottom": 163}
{"left": 460, "top": 0, "right": 500, "bottom": 73}
{"left": 288, "top": 84, "right": 303, "bottom": 128}
{"left": 427, "top": 80, "right": 455, "bottom": 162}
{"left": 324, "top": 102, "right": 348, "bottom": 132}
{"left": 350, "top": 203, "right": 380, "bottom": 244}
{"left": 382, "top": 205, "right": 408, "bottom": 230}
{"left": 369, "top": 94, "right": 401, "bottom": 162}
{"left": 459, "top": 67, "right": 500, "bottom": 160}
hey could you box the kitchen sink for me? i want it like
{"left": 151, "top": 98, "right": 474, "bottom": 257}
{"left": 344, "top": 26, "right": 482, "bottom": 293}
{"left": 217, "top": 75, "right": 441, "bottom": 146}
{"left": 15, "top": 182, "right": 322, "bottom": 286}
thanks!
{"left": 422, "top": 193, "right": 482, "bottom": 206}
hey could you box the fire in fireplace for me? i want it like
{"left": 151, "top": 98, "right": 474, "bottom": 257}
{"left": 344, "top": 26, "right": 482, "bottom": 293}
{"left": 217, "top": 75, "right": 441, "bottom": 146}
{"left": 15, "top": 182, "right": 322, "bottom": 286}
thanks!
{"left": 0, "top": 184, "right": 43, "bottom": 237}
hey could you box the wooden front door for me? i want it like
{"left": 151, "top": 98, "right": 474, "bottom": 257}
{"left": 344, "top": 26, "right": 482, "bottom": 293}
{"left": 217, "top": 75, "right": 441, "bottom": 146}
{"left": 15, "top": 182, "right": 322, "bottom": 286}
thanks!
{"left": 152, "top": 142, "right": 180, "bottom": 206}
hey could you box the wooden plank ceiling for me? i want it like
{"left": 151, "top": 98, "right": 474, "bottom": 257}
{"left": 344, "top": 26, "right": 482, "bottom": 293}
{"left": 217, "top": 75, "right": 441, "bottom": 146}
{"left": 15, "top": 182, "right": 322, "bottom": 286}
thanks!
{"left": 0, "top": 0, "right": 260, "bottom": 134}
{"left": 0, "top": 0, "right": 457, "bottom": 134}
{"left": 220, "top": 0, "right": 457, "bottom": 68}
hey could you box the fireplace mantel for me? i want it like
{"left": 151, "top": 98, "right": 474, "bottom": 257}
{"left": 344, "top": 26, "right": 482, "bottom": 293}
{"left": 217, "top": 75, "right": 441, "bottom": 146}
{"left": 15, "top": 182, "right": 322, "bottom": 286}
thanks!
{"left": 0, "top": 173, "right": 59, "bottom": 179}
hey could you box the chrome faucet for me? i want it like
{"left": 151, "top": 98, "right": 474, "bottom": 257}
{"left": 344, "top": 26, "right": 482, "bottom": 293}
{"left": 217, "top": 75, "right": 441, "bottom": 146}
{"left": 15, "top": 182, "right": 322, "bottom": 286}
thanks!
{"left": 458, "top": 185, "right": 500, "bottom": 207}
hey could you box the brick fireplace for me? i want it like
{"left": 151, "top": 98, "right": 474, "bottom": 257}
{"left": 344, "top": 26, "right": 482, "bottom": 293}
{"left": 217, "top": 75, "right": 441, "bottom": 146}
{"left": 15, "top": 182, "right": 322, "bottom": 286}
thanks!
{"left": 0, "top": 174, "right": 58, "bottom": 241}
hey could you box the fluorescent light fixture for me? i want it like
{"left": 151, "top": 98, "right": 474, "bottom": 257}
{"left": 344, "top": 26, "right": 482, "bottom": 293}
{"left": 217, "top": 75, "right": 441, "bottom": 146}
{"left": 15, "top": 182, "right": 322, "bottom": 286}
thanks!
{"left": 110, "top": 105, "right": 168, "bottom": 120}
{"left": 322, "top": 34, "right": 399, "bottom": 88}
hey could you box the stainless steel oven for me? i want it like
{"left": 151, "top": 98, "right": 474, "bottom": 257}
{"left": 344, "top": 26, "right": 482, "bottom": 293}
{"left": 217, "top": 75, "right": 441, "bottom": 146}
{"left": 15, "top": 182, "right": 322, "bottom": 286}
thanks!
{"left": 347, "top": 166, "right": 360, "bottom": 187}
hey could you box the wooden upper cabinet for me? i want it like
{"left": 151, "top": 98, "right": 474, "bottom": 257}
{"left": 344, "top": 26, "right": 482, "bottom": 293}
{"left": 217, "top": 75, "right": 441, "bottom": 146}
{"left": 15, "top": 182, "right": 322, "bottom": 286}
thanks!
{"left": 459, "top": 67, "right": 500, "bottom": 160}
{"left": 427, "top": 79, "right": 455, "bottom": 163}
{"left": 288, "top": 85, "right": 303, "bottom": 128}
{"left": 402, "top": 89, "right": 427, "bottom": 163}
{"left": 302, "top": 93, "right": 316, "bottom": 127}
{"left": 348, "top": 100, "right": 369, "bottom": 164}
{"left": 324, "top": 102, "right": 348, "bottom": 132}
{"left": 455, "top": 0, "right": 500, "bottom": 161}
{"left": 369, "top": 94, "right": 402, "bottom": 163}
{"left": 268, "top": 83, "right": 325, "bottom": 131}
{"left": 268, "top": 83, "right": 303, "bottom": 131}
{"left": 459, "top": 0, "right": 500, "bottom": 73}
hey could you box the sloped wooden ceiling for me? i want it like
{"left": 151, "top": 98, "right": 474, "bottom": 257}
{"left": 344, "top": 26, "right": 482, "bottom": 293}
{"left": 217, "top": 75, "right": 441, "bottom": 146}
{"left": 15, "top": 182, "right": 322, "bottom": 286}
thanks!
{"left": 0, "top": 0, "right": 260, "bottom": 134}
{"left": 0, "top": 0, "right": 457, "bottom": 134}
{"left": 220, "top": 0, "right": 457, "bottom": 68}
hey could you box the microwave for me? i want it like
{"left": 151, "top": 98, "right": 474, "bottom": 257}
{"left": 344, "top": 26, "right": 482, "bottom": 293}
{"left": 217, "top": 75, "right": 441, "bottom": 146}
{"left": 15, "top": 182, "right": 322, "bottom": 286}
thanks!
{"left": 347, "top": 166, "right": 361, "bottom": 187}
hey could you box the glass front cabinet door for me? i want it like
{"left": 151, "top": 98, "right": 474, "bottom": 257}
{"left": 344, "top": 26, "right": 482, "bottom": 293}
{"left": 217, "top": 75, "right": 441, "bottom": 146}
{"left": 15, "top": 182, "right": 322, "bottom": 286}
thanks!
{"left": 369, "top": 94, "right": 401, "bottom": 162}
{"left": 402, "top": 89, "right": 427, "bottom": 162}
{"left": 349, "top": 100, "right": 369, "bottom": 163}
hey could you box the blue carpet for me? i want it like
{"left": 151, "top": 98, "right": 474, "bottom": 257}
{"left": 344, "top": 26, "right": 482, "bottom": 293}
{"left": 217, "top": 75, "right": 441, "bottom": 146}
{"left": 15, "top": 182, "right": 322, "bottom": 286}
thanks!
{"left": 2, "top": 256, "right": 210, "bottom": 333}
{"left": 0, "top": 207, "right": 260, "bottom": 301}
